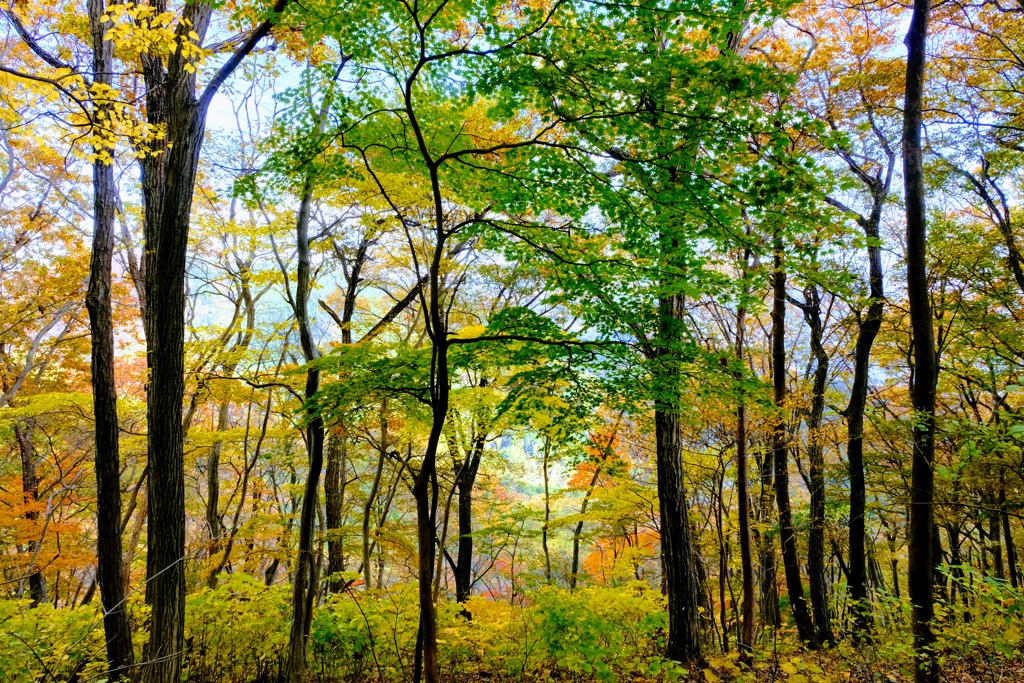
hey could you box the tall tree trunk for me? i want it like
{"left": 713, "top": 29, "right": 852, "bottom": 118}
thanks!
{"left": 136, "top": 8, "right": 291, "bottom": 678}
{"left": 771, "top": 238, "right": 817, "bottom": 646}
{"left": 363, "top": 403, "right": 389, "bottom": 591}
{"left": 412, "top": 354, "right": 445, "bottom": 683}
{"left": 140, "top": 73, "right": 204, "bottom": 683}
{"left": 542, "top": 434, "right": 553, "bottom": 584}
{"left": 205, "top": 400, "right": 229, "bottom": 588}
{"left": 903, "top": 1, "right": 939, "bottom": 679}
{"left": 841, "top": 134, "right": 893, "bottom": 644}
{"left": 86, "top": 0, "right": 133, "bottom": 671}
{"left": 654, "top": 291, "right": 703, "bottom": 663}
{"left": 757, "top": 453, "right": 781, "bottom": 630}
{"left": 570, "top": 462, "right": 603, "bottom": 591}
{"left": 207, "top": 278, "right": 255, "bottom": 588}
{"left": 846, "top": 243, "right": 884, "bottom": 639}
{"left": 1002, "top": 482, "right": 1019, "bottom": 588}
{"left": 324, "top": 431, "right": 347, "bottom": 589}
{"left": 15, "top": 423, "right": 46, "bottom": 606}
{"left": 286, "top": 171, "right": 326, "bottom": 682}
{"left": 455, "top": 435, "right": 484, "bottom": 603}
{"left": 714, "top": 467, "right": 729, "bottom": 653}
{"left": 324, "top": 242, "right": 365, "bottom": 591}
{"left": 800, "top": 285, "right": 834, "bottom": 645}
{"left": 735, "top": 261, "right": 756, "bottom": 654}
{"left": 138, "top": 14, "right": 214, "bottom": 682}
{"left": 989, "top": 509, "right": 1005, "bottom": 580}
{"left": 412, "top": 178, "right": 451, "bottom": 683}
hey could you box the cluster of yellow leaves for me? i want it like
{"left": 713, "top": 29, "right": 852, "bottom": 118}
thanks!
{"left": 101, "top": 3, "right": 209, "bottom": 71}
{"left": 84, "top": 82, "right": 166, "bottom": 163}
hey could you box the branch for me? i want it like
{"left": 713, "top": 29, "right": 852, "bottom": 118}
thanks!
{"left": 199, "top": 0, "right": 292, "bottom": 109}
{"left": 358, "top": 278, "right": 426, "bottom": 344}
{"left": 1, "top": 9, "right": 77, "bottom": 73}
{"left": 318, "top": 299, "right": 345, "bottom": 330}
{"left": 823, "top": 195, "right": 866, "bottom": 227}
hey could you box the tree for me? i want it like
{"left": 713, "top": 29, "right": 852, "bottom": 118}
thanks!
{"left": 770, "top": 233, "right": 817, "bottom": 646}
{"left": 902, "top": 0, "right": 939, "bottom": 680}
{"left": 733, "top": 245, "right": 757, "bottom": 653}
{"left": 83, "top": 0, "right": 133, "bottom": 674}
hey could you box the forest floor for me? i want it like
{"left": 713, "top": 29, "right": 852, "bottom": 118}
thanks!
{"left": 703, "top": 650, "right": 1024, "bottom": 683}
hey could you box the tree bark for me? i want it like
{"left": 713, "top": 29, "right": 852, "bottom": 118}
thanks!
{"left": 86, "top": 0, "right": 133, "bottom": 671}
{"left": 990, "top": 509, "right": 1005, "bottom": 580}
{"left": 757, "top": 453, "right": 781, "bottom": 630}
{"left": 771, "top": 238, "right": 817, "bottom": 647}
{"left": 654, "top": 291, "right": 703, "bottom": 663}
{"left": 138, "top": 10, "right": 212, "bottom": 682}
{"left": 324, "top": 240, "right": 366, "bottom": 590}
{"left": 15, "top": 423, "right": 46, "bottom": 606}
{"left": 412, "top": 166, "right": 451, "bottom": 683}
{"left": 324, "top": 431, "right": 347, "bottom": 588}
{"left": 542, "top": 434, "right": 553, "bottom": 584}
{"left": 570, "top": 462, "right": 603, "bottom": 591}
{"left": 205, "top": 400, "right": 229, "bottom": 586}
{"left": 846, "top": 212, "right": 885, "bottom": 640}
{"left": 286, "top": 171, "right": 326, "bottom": 683}
{"left": 799, "top": 285, "right": 833, "bottom": 645}
{"left": 412, "top": 348, "right": 445, "bottom": 683}
{"left": 903, "top": 1, "right": 939, "bottom": 679}
{"left": 136, "top": 7, "right": 292, "bottom": 678}
{"left": 1002, "top": 487, "right": 1019, "bottom": 588}
{"left": 454, "top": 434, "right": 484, "bottom": 603}
{"left": 735, "top": 255, "right": 756, "bottom": 654}
{"left": 363, "top": 403, "right": 389, "bottom": 591}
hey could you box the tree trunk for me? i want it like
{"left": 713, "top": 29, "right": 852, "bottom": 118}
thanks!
{"left": 771, "top": 239, "right": 817, "bottom": 647}
{"left": 903, "top": 1, "right": 939, "bottom": 679}
{"left": 735, "top": 296, "right": 756, "bottom": 653}
{"left": 86, "top": 0, "right": 133, "bottom": 671}
{"left": 946, "top": 524, "right": 968, "bottom": 619}
{"left": 570, "top": 463, "right": 603, "bottom": 591}
{"left": 324, "top": 242, "right": 365, "bottom": 592}
{"left": 324, "top": 431, "right": 347, "bottom": 589}
{"left": 542, "top": 434, "right": 553, "bottom": 584}
{"left": 412, "top": 364, "right": 445, "bottom": 683}
{"left": 654, "top": 290, "right": 703, "bottom": 663}
{"left": 412, "top": 188, "right": 452, "bottom": 683}
{"left": 15, "top": 423, "right": 46, "bottom": 606}
{"left": 757, "top": 453, "right": 780, "bottom": 630}
{"left": 205, "top": 400, "right": 229, "bottom": 588}
{"left": 139, "top": 13, "right": 212, "bottom": 683}
{"left": 846, "top": 263, "right": 883, "bottom": 639}
{"left": 714, "top": 467, "right": 729, "bottom": 653}
{"left": 1002, "top": 493, "right": 1019, "bottom": 588}
{"left": 455, "top": 436, "right": 484, "bottom": 603}
{"left": 286, "top": 171, "right": 326, "bottom": 682}
{"left": 363, "top": 403, "right": 389, "bottom": 591}
{"left": 800, "top": 285, "right": 833, "bottom": 645}
{"left": 990, "top": 510, "right": 1005, "bottom": 580}
{"left": 136, "top": 8, "right": 292, "bottom": 678}
{"left": 841, "top": 136, "right": 893, "bottom": 644}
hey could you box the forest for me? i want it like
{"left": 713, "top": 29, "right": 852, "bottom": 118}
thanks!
{"left": 0, "top": 0, "right": 1022, "bottom": 681}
